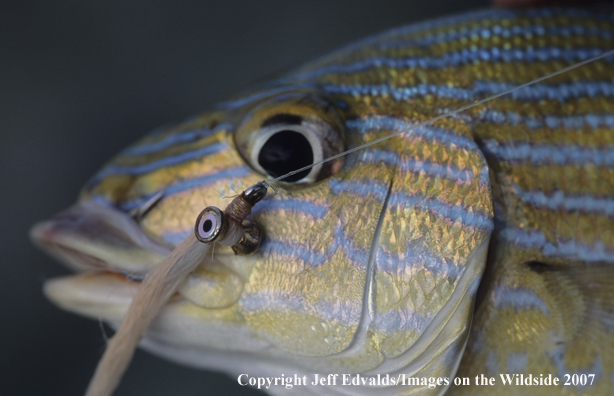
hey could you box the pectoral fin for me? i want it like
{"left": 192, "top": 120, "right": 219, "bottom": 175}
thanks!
{"left": 451, "top": 238, "right": 614, "bottom": 395}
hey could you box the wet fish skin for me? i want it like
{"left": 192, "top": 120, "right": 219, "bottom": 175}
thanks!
{"left": 33, "top": 6, "right": 614, "bottom": 395}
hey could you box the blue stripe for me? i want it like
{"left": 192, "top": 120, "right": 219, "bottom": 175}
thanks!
{"left": 377, "top": 244, "right": 462, "bottom": 280}
{"left": 346, "top": 116, "right": 478, "bottom": 151}
{"left": 326, "top": 81, "right": 614, "bottom": 103}
{"left": 89, "top": 195, "right": 117, "bottom": 209}
{"left": 374, "top": 307, "right": 433, "bottom": 333}
{"left": 163, "top": 220, "right": 370, "bottom": 268}
{"left": 240, "top": 291, "right": 361, "bottom": 325}
{"left": 259, "top": 224, "right": 369, "bottom": 268}
{"left": 120, "top": 123, "right": 231, "bottom": 156}
{"left": 382, "top": 7, "right": 614, "bottom": 44}
{"left": 325, "top": 82, "right": 468, "bottom": 101}
{"left": 548, "top": 346, "right": 605, "bottom": 388}
{"left": 99, "top": 166, "right": 251, "bottom": 213}
{"left": 389, "top": 191, "right": 494, "bottom": 231}
{"left": 160, "top": 198, "right": 329, "bottom": 245}
{"left": 240, "top": 291, "right": 304, "bottom": 313}
{"left": 481, "top": 110, "right": 614, "bottom": 130}
{"left": 379, "top": 25, "right": 614, "bottom": 50}
{"left": 473, "top": 81, "right": 614, "bottom": 101}
{"left": 326, "top": 224, "right": 369, "bottom": 265}
{"left": 491, "top": 284, "right": 550, "bottom": 313}
{"left": 329, "top": 179, "right": 494, "bottom": 231}
{"left": 375, "top": 276, "right": 484, "bottom": 336}
{"left": 360, "top": 149, "right": 474, "bottom": 183}
{"left": 482, "top": 140, "right": 614, "bottom": 166}
{"left": 283, "top": 47, "right": 611, "bottom": 82}
{"left": 329, "top": 178, "right": 390, "bottom": 201}
{"left": 216, "top": 10, "right": 612, "bottom": 110}
{"left": 261, "top": 239, "right": 328, "bottom": 266}
{"left": 92, "top": 142, "right": 227, "bottom": 183}
{"left": 510, "top": 182, "right": 614, "bottom": 217}
{"left": 252, "top": 199, "right": 328, "bottom": 219}
{"left": 147, "top": 166, "right": 250, "bottom": 198}
{"left": 500, "top": 225, "right": 614, "bottom": 262}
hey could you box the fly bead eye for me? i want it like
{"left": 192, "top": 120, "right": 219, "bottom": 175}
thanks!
{"left": 195, "top": 207, "right": 226, "bottom": 243}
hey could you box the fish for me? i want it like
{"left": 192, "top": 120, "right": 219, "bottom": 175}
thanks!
{"left": 30, "top": 6, "right": 614, "bottom": 395}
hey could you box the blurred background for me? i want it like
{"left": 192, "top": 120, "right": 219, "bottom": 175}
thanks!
{"left": 2, "top": 1, "right": 488, "bottom": 394}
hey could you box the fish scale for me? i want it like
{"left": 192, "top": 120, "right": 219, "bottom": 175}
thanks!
{"left": 35, "top": 6, "right": 614, "bottom": 395}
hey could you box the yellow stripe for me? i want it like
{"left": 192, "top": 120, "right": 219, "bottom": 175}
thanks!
{"left": 502, "top": 164, "right": 614, "bottom": 195}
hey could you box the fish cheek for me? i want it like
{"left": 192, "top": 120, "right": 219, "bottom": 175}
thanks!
{"left": 137, "top": 130, "right": 263, "bottom": 246}
{"left": 237, "top": 164, "right": 393, "bottom": 359}
{"left": 239, "top": 250, "right": 364, "bottom": 357}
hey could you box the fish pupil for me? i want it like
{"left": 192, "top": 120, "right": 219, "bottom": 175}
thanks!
{"left": 203, "top": 219, "right": 213, "bottom": 233}
{"left": 258, "top": 130, "right": 313, "bottom": 182}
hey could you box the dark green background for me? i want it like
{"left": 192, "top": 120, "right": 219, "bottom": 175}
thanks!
{"left": 2, "top": 1, "right": 489, "bottom": 395}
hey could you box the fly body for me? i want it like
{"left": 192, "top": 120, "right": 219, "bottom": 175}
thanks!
{"left": 31, "top": 6, "right": 614, "bottom": 395}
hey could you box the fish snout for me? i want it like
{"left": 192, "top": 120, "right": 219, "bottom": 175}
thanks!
{"left": 30, "top": 200, "right": 172, "bottom": 275}
{"left": 32, "top": 199, "right": 250, "bottom": 315}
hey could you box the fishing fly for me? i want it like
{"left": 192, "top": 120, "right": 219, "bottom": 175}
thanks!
{"left": 194, "top": 181, "right": 267, "bottom": 255}
{"left": 86, "top": 182, "right": 268, "bottom": 396}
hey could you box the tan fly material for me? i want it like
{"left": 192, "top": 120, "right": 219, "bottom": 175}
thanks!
{"left": 86, "top": 183, "right": 267, "bottom": 396}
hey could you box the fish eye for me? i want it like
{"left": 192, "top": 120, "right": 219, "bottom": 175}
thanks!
{"left": 252, "top": 122, "right": 321, "bottom": 182}
{"left": 234, "top": 93, "right": 346, "bottom": 184}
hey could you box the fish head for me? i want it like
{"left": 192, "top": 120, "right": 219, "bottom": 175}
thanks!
{"left": 32, "top": 46, "right": 494, "bottom": 390}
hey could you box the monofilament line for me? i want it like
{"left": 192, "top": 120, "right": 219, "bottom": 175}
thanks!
{"left": 266, "top": 48, "right": 614, "bottom": 187}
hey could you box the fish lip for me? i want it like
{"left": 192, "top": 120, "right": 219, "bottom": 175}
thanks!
{"left": 30, "top": 200, "right": 173, "bottom": 276}
{"left": 34, "top": 200, "right": 250, "bottom": 309}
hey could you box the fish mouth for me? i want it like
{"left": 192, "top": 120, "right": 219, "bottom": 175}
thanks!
{"left": 33, "top": 200, "right": 270, "bottom": 368}
{"left": 32, "top": 200, "right": 248, "bottom": 315}
{"left": 30, "top": 200, "right": 173, "bottom": 276}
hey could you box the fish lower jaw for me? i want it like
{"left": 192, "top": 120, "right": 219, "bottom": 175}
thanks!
{"left": 43, "top": 272, "right": 140, "bottom": 324}
{"left": 43, "top": 272, "right": 275, "bottom": 361}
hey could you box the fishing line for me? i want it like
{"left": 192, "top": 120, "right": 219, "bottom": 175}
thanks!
{"left": 266, "top": 49, "right": 614, "bottom": 187}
